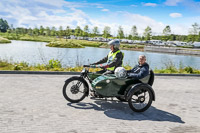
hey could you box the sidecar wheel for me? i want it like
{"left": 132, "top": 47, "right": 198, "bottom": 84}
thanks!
{"left": 128, "top": 86, "right": 153, "bottom": 112}
{"left": 63, "top": 77, "right": 88, "bottom": 103}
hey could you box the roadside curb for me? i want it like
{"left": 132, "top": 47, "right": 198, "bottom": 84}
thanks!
{"left": 0, "top": 71, "right": 80, "bottom": 75}
{"left": 154, "top": 73, "right": 200, "bottom": 77}
{"left": 0, "top": 70, "right": 200, "bottom": 77}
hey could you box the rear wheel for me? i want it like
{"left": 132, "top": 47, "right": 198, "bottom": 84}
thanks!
{"left": 63, "top": 77, "right": 88, "bottom": 103}
{"left": 128, "top": 86, "right": 153, "bottom": 112}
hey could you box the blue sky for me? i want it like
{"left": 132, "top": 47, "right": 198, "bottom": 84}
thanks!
{"left": 0, "top": 0, "right": 200, "bottom": 35}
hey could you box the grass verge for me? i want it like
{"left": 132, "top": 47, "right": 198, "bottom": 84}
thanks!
{"left": 0, "top": 36, "right": 11, "bottom": 43}
{"left": 1, "top": 59, "right": 200, "bottom": 74}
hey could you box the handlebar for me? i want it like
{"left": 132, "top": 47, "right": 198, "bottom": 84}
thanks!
{"left": 83, "top": 65, "right": 90, "bottom": 67}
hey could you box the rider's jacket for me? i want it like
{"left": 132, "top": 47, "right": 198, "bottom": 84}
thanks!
{"left": 127, "top": 63, "right": 149, "bottom": 79}
{"left": 92, "top": 49, "right": 124, "bottom": 71}
{"left": 107, "top": 50, "right": 123, "bottom": 71}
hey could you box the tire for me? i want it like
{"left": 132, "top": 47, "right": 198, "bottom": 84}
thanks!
{"left": 63, "top": 77, "right": 88, "bottom": 103}
{"left": 128, "top": 86, "right": 153, "bottom": 112}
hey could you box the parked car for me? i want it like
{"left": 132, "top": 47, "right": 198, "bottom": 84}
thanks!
{"left": 193, "top": 42, "right": 200, "bottom": 48}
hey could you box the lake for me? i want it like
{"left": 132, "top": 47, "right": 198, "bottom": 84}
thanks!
{"left": 0, "top": 40, "right": 200, "bottom": 69}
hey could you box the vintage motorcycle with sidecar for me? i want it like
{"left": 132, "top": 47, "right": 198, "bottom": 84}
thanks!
{"left": 63, "top": 65, "right": 155, "bottom": 112}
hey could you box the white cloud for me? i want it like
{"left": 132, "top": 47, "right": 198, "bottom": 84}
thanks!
{"left": 0, "top": 0, "right": 192, "bottom": 35}
{"left": 101, "top": 9, "right": 109, "bottom": 12}
{"left": 121, "top": 12, "right": 165, "bottom": 35}
{"left": 170, "top": 24, "right": 189, "bottom": 35}
{"left": 164, "top": 0, "right": 183, "bottom": 6}
{"left": 130, "top": 4, "right": 137, "bottom": 7}
{"left": 96, "top": 4, "right": 104, "bottom": 8}
{"left": 143, "top": 3, "right": 157, "bottom": 7}
{"left": 169, "top": 13, "right": 182, "bottom": 18}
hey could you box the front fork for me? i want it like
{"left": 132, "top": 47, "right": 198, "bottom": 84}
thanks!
{"left": 78, "top": 75, "right": 90, "bottom": 96}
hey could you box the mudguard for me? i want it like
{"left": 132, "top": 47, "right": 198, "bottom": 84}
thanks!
{"left": 125, "top": 83, "right": 155, "bottom": 101}
{"left": 65, "top": 76, "right": 90, "bottom": 96}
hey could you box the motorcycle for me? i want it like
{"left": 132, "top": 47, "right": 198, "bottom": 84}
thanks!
{"left": 63, "top": 65, "right": 155, "bottom": 112}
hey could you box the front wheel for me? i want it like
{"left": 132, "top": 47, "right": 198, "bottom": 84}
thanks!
{"left": 128, "top": 86, "right": 153, "bottom": 112}
{"left": 63, "top": 77, "right": 89, "bottom": 103}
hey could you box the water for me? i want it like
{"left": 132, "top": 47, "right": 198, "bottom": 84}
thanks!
{"left": 0, "top": 40, "right": 200, "bottom": 69}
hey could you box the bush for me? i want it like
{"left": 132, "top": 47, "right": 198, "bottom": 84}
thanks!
{"left": 47, "top": 59, "right": 62, "bottom": 69}
{"left": 184, "top": 66, "right": 193, "bottom": 73}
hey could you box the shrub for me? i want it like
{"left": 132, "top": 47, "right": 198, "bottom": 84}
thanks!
{"left": 184, "top": 66, "right": 193, "bottom": 73}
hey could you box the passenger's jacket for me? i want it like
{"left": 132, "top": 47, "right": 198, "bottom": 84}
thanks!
{"left": 92, "top": 49, "right": 124, "bottom": 71}
{"left": 127, "top": 63, "right": 149, "bottom": 79}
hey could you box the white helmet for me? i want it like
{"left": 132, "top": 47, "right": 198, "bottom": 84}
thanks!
{"left": 108, "top": 39, "right": 120, "bottom": 49}
{"left": 114, "top": 67, "right": 127, "bottom": 78}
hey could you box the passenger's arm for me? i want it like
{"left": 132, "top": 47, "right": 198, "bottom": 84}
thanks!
{"left": 128, "top": 66, "right": 149, "bottom": 79}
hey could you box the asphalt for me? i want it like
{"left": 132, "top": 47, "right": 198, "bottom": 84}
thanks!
{"left": 0, "top": 74, "right": 200, "bottom": 133}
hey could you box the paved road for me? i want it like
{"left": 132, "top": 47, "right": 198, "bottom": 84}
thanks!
{"left": 0, "top": 74, "right": 200, "bottom": 133}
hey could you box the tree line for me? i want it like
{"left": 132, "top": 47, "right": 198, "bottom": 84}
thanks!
{"left": 0, "top": 18, "right": 200, "bottom": 42}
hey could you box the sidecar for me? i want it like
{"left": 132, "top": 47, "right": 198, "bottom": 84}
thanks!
{"left": 90, "top": 70, "right": 155, "bottom": 112}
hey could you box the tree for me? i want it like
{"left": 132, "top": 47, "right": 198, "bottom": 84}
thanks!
{"left": 59, "top": 26, "right": 64, "bottom": 37}
{"left": 188, "top": 23, "right": 200, "bottom": 42}
{"left": 169, "top": 34, "right": 176, "bottom": 41}
{"left": 33, "top": 27, "right": 39, "bottom": 36}
{"left": 102, "top": 26, "right": 111, "bottom": 38}
{"left": 143, "top": 26, "right": 152, "bottom": 40}
{"left": 198, "top": 32, "right": 200, "bottom": 41}
{"left": 65, "top": 26, "right": 71, "bottom": 37}
{"left": 163, "top": 25, "right": 171, "bottom": 36}
{"left": 162, "top": 25, "right": 171, "bottom": 41}
{"left": 0, "top": 18, "right": 9, "bottom": 32}
{"left": 51, "top": 26, "right": 56, "bottom": 36}
{"left": 45, "top": 27, "right": 51, "bottom": 36}
{"left": 92, "top": 26, "right": 99, "bottom": 37}
{"left": 189, "top": 23, "right": 199, "bottom": 35}
{"left": 117, "top": 26, "right": 124, "bottom": 39}
{"left": 83, "top": 25, "right": 89, "bottom": 37}
{"left": 130, "top": 25, "right": 138, "bottom": 40}
{"left": 74, "top": 26, "right": 82, "bottom": 36}
{"left": 28, "top": 28, "right": 33, "bottom": 35}
{"left": 39, "top": 25, "right": 45, "bottom": 35}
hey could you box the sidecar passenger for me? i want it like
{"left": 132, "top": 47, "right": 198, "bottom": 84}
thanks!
{"left": 126, "top": 55, "right": 154, "bottom": 86}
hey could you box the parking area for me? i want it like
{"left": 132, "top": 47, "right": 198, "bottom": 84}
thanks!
{"left": 0, "top": 74, "right": 200, "bottom": 133}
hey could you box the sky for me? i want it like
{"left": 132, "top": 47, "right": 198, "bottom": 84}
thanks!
{"left": 0, "top": 0, "right": 200, "bottom": 36}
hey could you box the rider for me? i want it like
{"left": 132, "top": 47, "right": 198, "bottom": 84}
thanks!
{"left": 90, "top": 39, "right": 124, "bottom": 75}
{"left": 126, "top": 55, "right": 149, "bottom": 79}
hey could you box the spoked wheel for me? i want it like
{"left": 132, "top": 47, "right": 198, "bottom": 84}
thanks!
{"left": 63, "top": 77, "right": 88, "bottom": 103}
{"left": 128, "top": 86, "right": 153, "bottom": 112}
